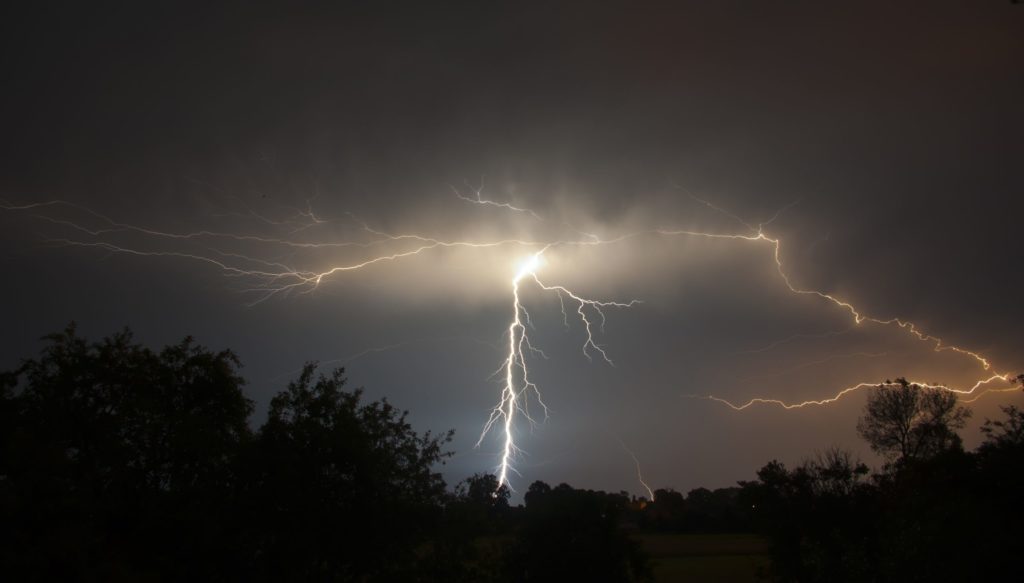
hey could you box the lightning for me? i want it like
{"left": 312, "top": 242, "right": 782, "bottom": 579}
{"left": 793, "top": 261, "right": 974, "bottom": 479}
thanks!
{"left": 474, "top": 248, "right": 640, "bottom": 487}
{"left": 620, "top": 439, "right": 655, "bottom": 501}
{"left": 2, "top": 191, "right": 1019, "bottom": 491}
{"left": 452, "top": 179, "right": 542, "bottom": 221}
{"left": 697, "top": 374, "right": 1014, "bottom": 411}
{"left": 646, "top": 224, "right": 1017, "bottom": 410}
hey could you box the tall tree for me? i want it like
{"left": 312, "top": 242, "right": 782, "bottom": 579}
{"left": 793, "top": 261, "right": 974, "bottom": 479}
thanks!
{"left": 856, "top": 378, "right": 971, "bottom": 466}
{"left": 245, "top": 363, "right": 453, "bottom": 580}
{"left": 0, "top": 324, "right": 253, "bottom": 579}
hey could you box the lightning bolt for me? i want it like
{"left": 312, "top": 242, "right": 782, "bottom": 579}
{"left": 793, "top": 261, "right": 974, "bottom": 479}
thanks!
{"left": 2, "top": 191, "right": 1019, "bottom": 491}
{"left": 452, "top": 179, "right": 542, "bottom": 221}
{"left": 696, "top": 374, "right": 1014, "bottom": 411}
{"left": 474, "top": 249, "right": 640, "bottom": 487}
{"left": 620, "top": 439, "right": 655, "bottom": 501}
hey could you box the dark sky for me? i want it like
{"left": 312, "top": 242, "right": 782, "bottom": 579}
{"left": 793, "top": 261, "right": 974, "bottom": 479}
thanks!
{"left": 2, "top": 1, "right": 1023, "bottom": 496}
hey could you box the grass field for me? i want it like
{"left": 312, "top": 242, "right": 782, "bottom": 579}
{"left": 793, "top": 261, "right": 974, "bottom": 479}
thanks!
{"left": 633, "top": 533, "right": 770, "bottom": 582}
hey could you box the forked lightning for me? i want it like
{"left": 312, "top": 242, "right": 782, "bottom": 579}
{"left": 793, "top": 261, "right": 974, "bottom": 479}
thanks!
{"left": 2, "top": 193, "right": 1018, "bottom": 491}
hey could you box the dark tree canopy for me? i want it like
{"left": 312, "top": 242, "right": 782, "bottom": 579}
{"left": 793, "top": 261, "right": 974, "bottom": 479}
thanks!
{"left": 738, "top": 449, "right": 876, "bottom": 583}
{"left": 741, "top": 379, "right": 1024, "bottom": 582}
{"left": 980, "top": 374, "right": 1024, "bottom": 451}
{"left": 457, "top": 472, "right": 511, "bottom": 509}
{"left": 856, "top": 378, "right": 971, "bottom": 466}
{"left": 9, "top": 325, "right": 1017, "bottom": 581}
{"left": 243, "top": 363, "right": 454, "bottom": 580}
{"left": 505, "top": 482, "right": 651, "bottom": 582}
{"left": 980, "top": 405, "right": 1024, "bottom": 450}
{"left": 449, "top": 472, "right": 511, "bottom": 535}
{"left": 0, "top": 326, "right": 456, "bottom": 581}
{"left": 0, "top": 324, "right": 253, "bottom": 579}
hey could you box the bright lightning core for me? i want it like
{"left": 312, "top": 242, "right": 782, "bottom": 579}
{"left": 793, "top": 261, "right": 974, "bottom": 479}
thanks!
{"left": 516, "top": 253, "right": 544, "bottom": 279}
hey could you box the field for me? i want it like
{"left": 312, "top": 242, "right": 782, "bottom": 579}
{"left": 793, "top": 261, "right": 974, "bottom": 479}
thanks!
{"left": 633, "top": 533, "right": 770, "bottom": 582}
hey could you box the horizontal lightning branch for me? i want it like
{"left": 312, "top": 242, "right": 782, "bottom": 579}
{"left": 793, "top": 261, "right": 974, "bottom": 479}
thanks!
{"left": 694, "top": 374, "right": 1016, "bottom": 411}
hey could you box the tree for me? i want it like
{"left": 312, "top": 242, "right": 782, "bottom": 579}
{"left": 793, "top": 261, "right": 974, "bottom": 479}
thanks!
{"left": 1, "top": 326, "right": 460, "bottom": 581}
{"left": 504, "top": 483, "right": 651, "bottom": 582}
{"left": 450, "top": 472, "right": 511, "bottom": 534}
{"left": 524, "top": 479, "right": 552, "bottom": 506}
{"left": 641, "top": 488, "right": 685, "bottom": 531}
{"left": 739, "top": 451, "right": 876, "bottom": 583}
{"left": 856, "top": 378, "right": 971, "bottom": 466}
{"left": 803, "top": 447, "right": 870, "bottom": 497}
{"left": 457, "top": 472, "right": 511, "bottom": 509}
{"left": 972, "top": 394, "right": 1024, "bottom": 579}
{"left": 979, "top": 374, "right": 1024, "bottom": 451}
{"left": 245, "top": 363, "right": 453, "bottom": 581}
{"left": 0, "top": 324, "right": 253, "bottom": 579}
{"left": 422, "top": 473, "right": 511, "bottom": 582}
{"left": 980, "top": 405, "right": 1024, "bottom": 450}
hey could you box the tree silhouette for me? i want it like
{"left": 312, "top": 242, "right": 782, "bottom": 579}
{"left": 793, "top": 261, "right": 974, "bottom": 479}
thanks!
{"left": 856, "top": 378, "right": 971, "bottom": 467}
{"left": 450, "top": 472, "right": 511, "bottom": 534}
{"left": 504, "top": 483, "right": 651, "bottom": 582}
{"left": 245, "top": 362, "right": 454, "bottom": 580}
{"left": 979, "top": 374, "right": 1024, "bottom": 450}
{"left": 9, "top": 325, "right": 1018, "bottom": 581}
{"left": 739, "top": 450, "right": 876, "bottom": 582}
{"left": 742, "top": 379, "right": 1024, "bottom": 581}
{"left": 980, "top": 405, "right": 1024, "bottom": 449}
{"left": 972, "top": 401, "right": 1024, "bottom": 578}
{"left": 0, "top": 324, "right": 253, "bottom": 579}
{"left": 0, "top": 327, "right": 460, "bottom": 580}
{"left": 419, "top": 473, "right": 512, "bottom": 582}
{"left": 457, "top": 472, "right": 511, "bottom": 509}
{"left": 243, "top": 364, "right": 452, "bottom": 577}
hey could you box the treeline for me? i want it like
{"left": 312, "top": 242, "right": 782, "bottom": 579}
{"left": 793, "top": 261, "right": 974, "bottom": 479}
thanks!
{"left": 736, "top": 377, "right": 1024, "bottom": 582}
{"left": 2, "top": 326, "right": 1021, "bottom": 581}
{"left": 637, "top": 486, "right": 748, "bottom": 532}
{"left": 0, "top": 326, "right": 652, "bottom": 581}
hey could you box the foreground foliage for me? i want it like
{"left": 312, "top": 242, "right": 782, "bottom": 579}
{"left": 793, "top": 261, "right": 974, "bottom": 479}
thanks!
{"left": 0, "top": 326, "right": 651, "bottom": 582}
{"left": 3, "top": 326, "right": 1020, "bottom": 581}
{"left": 0, "top": 325, "right": 454, "bottom": 580}
{"left": 741, "top": 380, "right": 1024, "bottom": 582}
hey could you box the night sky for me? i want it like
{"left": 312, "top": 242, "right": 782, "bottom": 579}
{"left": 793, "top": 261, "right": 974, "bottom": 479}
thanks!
{"left": 2, "top": 1, "right": 1022, "bottom": 496}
